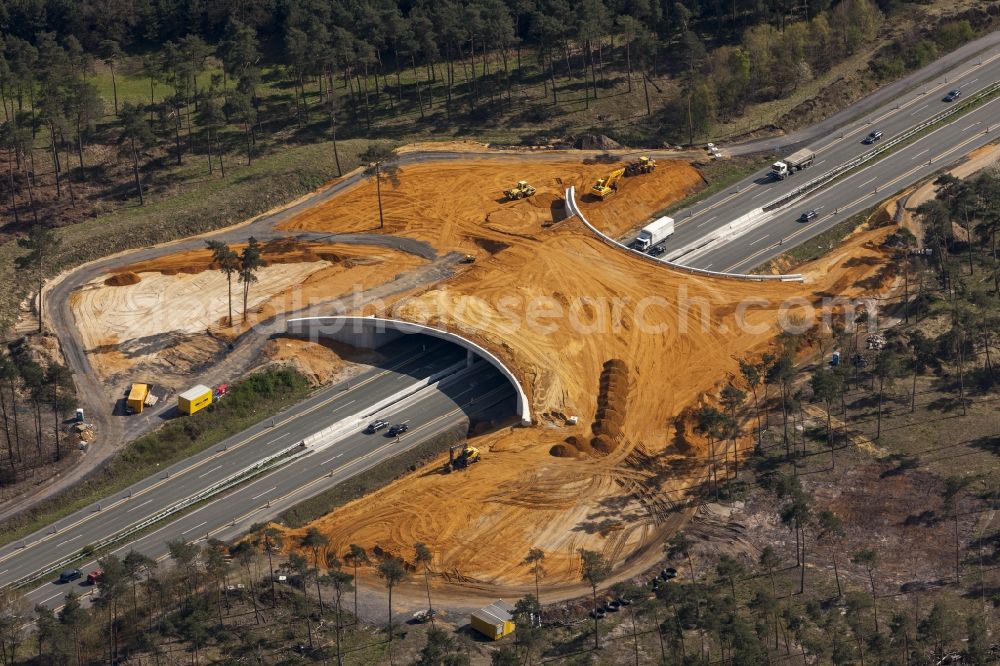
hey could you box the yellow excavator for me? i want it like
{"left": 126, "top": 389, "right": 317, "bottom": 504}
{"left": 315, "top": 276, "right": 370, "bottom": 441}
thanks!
{"left": 504, "top": 181, "right": 536, "bottom": 200}
{"left": 625, "top": 156, "right": 657, "bottom": 176}
{"left": 590, "top": 167, "right": 625, "bottom": 200}
{"left": 443, "top": 443, "right": 481, "bottom": 473}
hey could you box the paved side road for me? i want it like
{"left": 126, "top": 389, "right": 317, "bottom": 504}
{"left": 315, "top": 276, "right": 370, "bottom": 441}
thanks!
{"left": 12, "top": 34, "right": 996, "bottom": 520}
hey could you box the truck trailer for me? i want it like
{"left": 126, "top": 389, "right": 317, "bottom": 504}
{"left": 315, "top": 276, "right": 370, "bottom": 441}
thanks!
{"left": 178, "top": 384, "right": 213, "bottom": 415}
{"left": 635, "top": 216, "right": 675, "bottom": 251}
{"left": 770, "top": 149, "right": 816, "bottom": 180}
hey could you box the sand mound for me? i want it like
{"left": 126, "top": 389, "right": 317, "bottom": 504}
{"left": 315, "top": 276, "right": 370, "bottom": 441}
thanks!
{"left": 106, "top": 155, "right": 891, "bottom": 591}
{"left": 261, "top": 338, "right": 351, "bottom": 387}
{"left": 528, "top": 192, "right": 560, "bottom": 208}
{"left": 104, "top": 272, "right": 141, "bottom": 286}
{"left": 549, "top": 443, "right": 578, "bottom": 457}
{"left": 122, "top": 240, "right": 346, "bottom": 276}
{"left": 274, "top": 157, "right": 895, "bottom": 590}
{"left": 484, "top": 208, "right": 543, "bottom": 236}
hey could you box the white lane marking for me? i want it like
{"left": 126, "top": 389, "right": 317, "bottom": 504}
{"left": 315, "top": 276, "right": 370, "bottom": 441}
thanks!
{"left": 749, "top": 235, "right": 769, "bottom": 246}
{"left": 57, "top": 535, "right": 83, "bottom": 547}
{"left": 126, "top": 498, "right": 154, "bottom": 513}
{"left": 0, "top": 569, "right": 8, "bottom": 576}
{"left": 911, "top": 148, "right": 929, "bottom": 160}
{"left": 751, "top": 191, "right": 766, "bottom": 199}
{"left": 250, "top": 486, "right": 277, "bottom": 500}
{"left": 321, "top": 453, "right": 344, "bottom": 464}
{"left": 181, "top": 521, "right": 207, "bottom": 536}
{"left": 815, "top": 160, "right": 826, "bottom": 166}
{"left": 857, "top": 176, "right": 877, "bottom": 189}
{"left": 41, "top": 591, "right": 63, "bottom": 604}
{"left": 704, "top": 215, "right": 717, "bottom": 223}
{"left": 702, "top": 264, "right": 713, "bottom": 270}
{"left": 333, "top": 400, "right": 355, "bottom": 410}
{"left": 197, "top": 464, "right": 222, "bottom": 479}
{"left": 963, "top": 122, "right": 980, "bottom": 131}
{"left": 910, "top": 103, "right": 928, "bottom": 115}
{"left": 966, "top": 77, "right": 978, "bottom": 86}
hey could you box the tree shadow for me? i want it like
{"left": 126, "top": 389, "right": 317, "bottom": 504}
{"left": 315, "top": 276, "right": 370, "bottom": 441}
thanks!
{"left": 968, "top": 434, "right": 1000, "bottom": 456}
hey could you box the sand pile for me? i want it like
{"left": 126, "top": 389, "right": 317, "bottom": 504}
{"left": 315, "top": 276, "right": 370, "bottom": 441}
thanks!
{"left": 260, "top": 338, "right": 351, "bottom": 386}
{"left": 277, "top": 159, "right": 702, "bottom": 255}
{"left": 270, "top": 156, "right": 895, "bottom": 590}
{"left": 104, "top": 272, "right": 141, "bottom": 286}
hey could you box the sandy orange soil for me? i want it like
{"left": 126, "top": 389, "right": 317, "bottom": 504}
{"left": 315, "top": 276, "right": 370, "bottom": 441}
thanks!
{"left": 70, "top": 241, "right": 425, "bottom": 384}
{"left": 271, "top": 158, "right": 894, "bottom": 592}
{"left": 277, "top": 158, "right": 704, "bottom": 250}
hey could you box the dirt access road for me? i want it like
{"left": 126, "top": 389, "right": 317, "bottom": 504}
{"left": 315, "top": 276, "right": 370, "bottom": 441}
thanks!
{"left": 4, "top": 147, "right": 707, "bottom": 523}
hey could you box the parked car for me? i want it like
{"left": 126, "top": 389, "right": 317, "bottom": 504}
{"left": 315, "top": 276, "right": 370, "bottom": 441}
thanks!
{"left": 863, "top": 129, "right": 883, "bottom": 144}
{"left": 387, "top": 423, "right": 409, "bottom": 437}
{"left": 799, "top": 209, "right": 818, "bottom": 223}
{"left": 943, "top": 89, "right": 961, "bottom": 102}
{"left": 364, "top": 419, "right": 389, "bottom": 434}
{"left": 58, "top": 569, "right": 82, "bottom": 584}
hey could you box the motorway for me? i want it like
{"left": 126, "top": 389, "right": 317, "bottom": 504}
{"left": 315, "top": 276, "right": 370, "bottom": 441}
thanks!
{"left": 617, "top": 41, "right": 1000, "bottom": 272}
{"left": 8, "top": 33, "right": 999, "bottom": 612}
{"left": 2, "top": 335, "right": 514, "bottom": 608}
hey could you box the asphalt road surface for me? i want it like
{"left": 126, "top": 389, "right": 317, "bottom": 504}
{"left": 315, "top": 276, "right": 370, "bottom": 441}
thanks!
{"left": 633, "top": 43, "right": 1000, "bottom": 270}
{"left": 699, "top": 93, "right": 1000, "bottom": 273}
{"left": 11, "top": 33, "right": 999, "bottom": 611}
{"left": 3, "top": 336, "right": 513, "bottom": 608}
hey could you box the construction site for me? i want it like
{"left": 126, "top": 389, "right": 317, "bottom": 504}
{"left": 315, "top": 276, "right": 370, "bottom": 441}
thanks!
{"left": 61, "top": 151, "right": 904, "bottom": 597}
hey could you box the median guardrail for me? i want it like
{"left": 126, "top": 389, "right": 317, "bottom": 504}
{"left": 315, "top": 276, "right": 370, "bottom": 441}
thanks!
{"left": 564, "top": 187, "right": 803, "bottom": 282}
{"left": 760, "top": 79, "right": 1000, "bottom": 212}
{"left": 6, "top": 439, "right": 309, "bottom": 591}
{"left": 663, "top": 207, "right": 768, "bottom": 264}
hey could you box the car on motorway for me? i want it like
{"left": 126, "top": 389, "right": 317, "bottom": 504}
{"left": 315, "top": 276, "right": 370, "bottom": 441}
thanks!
{"left": 58, "top": 569, "right": 82, "bottom": 584}
{"left": 943, "top": 89, "right": 961, "bottom": 102}
{"left": 862, "top": 129, "right": 883, "bottom": 144}
{"left": 387, "top": 423, "right": 409, "bottom": 437}
{"left": 648, "top": 245, "right": 666, "bottom": 257}
{"left": 364, "top": 419, "right": 389, "bottom": 434}
{"left": 86, "top": 570, "right": 103, "bottom": 585}
{"left": 798, "top": 209, "right": 818, "bottom": 223}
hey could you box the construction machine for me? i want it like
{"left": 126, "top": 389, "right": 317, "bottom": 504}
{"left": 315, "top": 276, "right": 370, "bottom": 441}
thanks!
{"left": 504, "top": 181, "right": 536, "bottom": 200}
{"left": 590, "top": 168, "right": 625, "bottom": 200}
{"left": 625, "top": 156, "right": 656, "bottom": 176}
{"left": 443, "top": 444, "right": 481, "bottom": 473}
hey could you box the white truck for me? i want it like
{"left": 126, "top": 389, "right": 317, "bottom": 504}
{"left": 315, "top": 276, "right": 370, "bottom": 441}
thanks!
{"left": 635, "top": 216, "right": 675, "bottom": 251}
{"left": 770, "top": 149, "right": 816, "bottom": 180}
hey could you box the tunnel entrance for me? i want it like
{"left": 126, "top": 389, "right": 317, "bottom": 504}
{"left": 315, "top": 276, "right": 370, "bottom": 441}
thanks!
{"left": 286, "top": 316, "right": 531, "bottom": 425}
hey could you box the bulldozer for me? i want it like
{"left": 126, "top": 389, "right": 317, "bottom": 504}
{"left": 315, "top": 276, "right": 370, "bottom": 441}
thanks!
{"left": 625, "top": 156, "right": 657, "bottom": 176}
{"left": 443, "top": 444, "right": 481, "bottom": 473}
{"left": 503, "top": 181, "right": 536, "bottom": 200}
{"left": 590, "top": 168, "right": 625, "bottom": 200}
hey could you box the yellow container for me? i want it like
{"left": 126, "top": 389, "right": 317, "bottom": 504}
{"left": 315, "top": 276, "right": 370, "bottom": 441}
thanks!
{"left": 127, "top": 384, "right": 149, "bottom": 414}
{"left": 178, "top": 385, "right": 213, "bottom": 415}
{"left": 470, "top": 600, "right": 516, "bottom": 641}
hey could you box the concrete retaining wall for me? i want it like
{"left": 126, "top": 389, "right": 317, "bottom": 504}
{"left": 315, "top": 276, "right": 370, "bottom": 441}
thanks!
{"left": 564, "top": 186, "right": 803, "bottom": 282}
